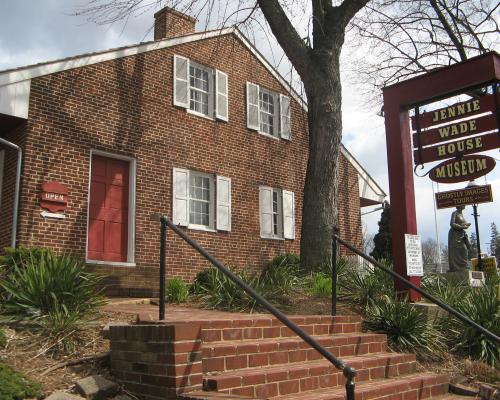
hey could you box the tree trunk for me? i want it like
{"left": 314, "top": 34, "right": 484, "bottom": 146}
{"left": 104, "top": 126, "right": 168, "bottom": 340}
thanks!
{"left": 300, "top": 47, "right": 343, "bottom": 270}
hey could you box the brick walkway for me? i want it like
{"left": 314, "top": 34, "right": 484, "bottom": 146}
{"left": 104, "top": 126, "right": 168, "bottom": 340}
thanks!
{"left": 102, "top": 299, "right": 286, "bottom": 324}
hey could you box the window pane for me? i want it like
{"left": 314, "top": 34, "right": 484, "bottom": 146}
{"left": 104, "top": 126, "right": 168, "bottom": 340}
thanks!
{"left": 189, "top": 64, "right": 211, "bottom": 116}
{"left": 259, "top": 89, "right": 276, "bottom": 135}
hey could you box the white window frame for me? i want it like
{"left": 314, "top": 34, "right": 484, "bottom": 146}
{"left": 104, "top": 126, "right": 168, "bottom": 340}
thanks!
{"left": 270, "top": 188, "right": 283, "bottom": 238}
{"left": 247, "top": 82, "right": 291, "bottom": 141}
{"left": 187, "top": 170, "right": 215, "bottom": 231}
{"left": 0, "top": 150, "right": 4, "bottom": 211}
{"left": 259, "top": 186, "right": 295, "bottom": 240}
{"left": 188, "top": 61, "right": 215, "bottom": 119}
{"left": 259, "top": 87, "right": 279, "bottom": 138}
{"left": 85, "top": 149, "right": 137, "bottom": 267}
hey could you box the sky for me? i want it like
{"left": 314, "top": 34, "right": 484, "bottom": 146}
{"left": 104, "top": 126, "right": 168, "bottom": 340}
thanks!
{"left": 0, "top": 1, "right": 498, "bottom": 255}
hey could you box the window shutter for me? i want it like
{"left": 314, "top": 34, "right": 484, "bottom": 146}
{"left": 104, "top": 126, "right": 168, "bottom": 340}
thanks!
{"left": 246, "top": 82, "right": 260, "bottom": 130}
{"left": 173, "top": 55, "right": 189, "bottom": 108}
{"left": 172, "top": 168, "right": 189, "bottom": 226}
{"left": 259, "top": 186, "right": 273, "bottom": 238}
{"left": 216, "top": 176, "right": 231, "bottom": 231}
{"left": 215, "top": 70, "right": 229, "bottom": 121}
{"left": 279, "top": 94, "right": 291, "bottom": 140}
{"left": 282, "top": 190, "right": 295, "bottom": 239}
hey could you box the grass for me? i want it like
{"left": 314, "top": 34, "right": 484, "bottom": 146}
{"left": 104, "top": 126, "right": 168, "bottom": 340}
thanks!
{"left": 167, "top": 278, "right": 189, "bottom": 304}
{"left": 0, "top": 363, "right": 42, "bottom": 400}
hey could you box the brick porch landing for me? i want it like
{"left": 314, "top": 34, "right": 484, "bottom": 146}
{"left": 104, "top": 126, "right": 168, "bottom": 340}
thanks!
{"left": 104, "top": 302, "right": 453, "bottom": 400}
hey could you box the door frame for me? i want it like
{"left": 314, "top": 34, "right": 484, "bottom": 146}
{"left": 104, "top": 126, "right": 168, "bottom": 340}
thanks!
{"left": 85, "top": 149, "right": 137, "bottom": 266}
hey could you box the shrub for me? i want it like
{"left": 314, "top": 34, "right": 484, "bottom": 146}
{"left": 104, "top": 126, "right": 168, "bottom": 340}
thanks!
{"left": 0, "top": 363, "right": 41, "bottom": 400}
{"left": 338, "top": 264, "right": 393, "bottom": 310}
{"left": 421, "top": 273, "right": 469, "bottom": 307}
{"left": 364, "top": 296, "right": 443, "bottom": 359}
{"left": 261, "top": 253, "right": 301, "bottom": 294}
{"left": 191, "top": 266, "right": 284, "bottom": 312}
{"left": 438, "top": 281, "right": 500, "bottom": 368}
{"left": 166, "top": 278, "right": 189, "bottom": 303}
{"left": 1, "top": 250, "right": 105, "bottom": 318}
{"left": 309, "top": 273, "right": 332, "bottom": 298}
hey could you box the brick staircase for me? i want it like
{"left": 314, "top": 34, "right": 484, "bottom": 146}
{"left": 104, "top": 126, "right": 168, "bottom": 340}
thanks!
{"left": 176, "top": 314, "right": 450, "bottom": 400}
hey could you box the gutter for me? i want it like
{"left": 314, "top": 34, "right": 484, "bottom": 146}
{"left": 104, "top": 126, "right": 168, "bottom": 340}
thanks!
{"left": 0, "top": 137, "right": 22, "bottom": 248}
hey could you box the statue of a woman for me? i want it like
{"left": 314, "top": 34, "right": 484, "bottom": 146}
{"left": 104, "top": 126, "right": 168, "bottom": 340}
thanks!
{"left": 448, "top": 205, "right": 471, "bottom": 272}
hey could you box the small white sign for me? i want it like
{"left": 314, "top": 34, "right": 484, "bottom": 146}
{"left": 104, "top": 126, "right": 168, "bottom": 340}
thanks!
{"left": 40, "top": 211, "right": 65, "bottom": 219}
{"left": 405, "top": 234, "right": 423, "bottom": 276}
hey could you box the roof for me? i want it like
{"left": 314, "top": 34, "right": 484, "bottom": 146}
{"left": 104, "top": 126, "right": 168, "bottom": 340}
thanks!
{"left": 0, "top": 25, "right": 385, "bottom": 204}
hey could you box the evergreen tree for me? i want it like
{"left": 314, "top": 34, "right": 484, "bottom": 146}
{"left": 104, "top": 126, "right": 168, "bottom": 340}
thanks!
{"left": 490, "top": 223, "right": 500, "bottom": 264}
{"left": 469, "top": 232, "right": 478, "bottom": 259}
{"left": 370, "top": 201, "right": 392, "bottom": 262}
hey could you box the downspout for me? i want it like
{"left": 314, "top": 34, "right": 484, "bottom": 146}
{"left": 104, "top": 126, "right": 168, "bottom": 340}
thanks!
{"left": 0, "top": 137, "right": 22, "bottom": 248}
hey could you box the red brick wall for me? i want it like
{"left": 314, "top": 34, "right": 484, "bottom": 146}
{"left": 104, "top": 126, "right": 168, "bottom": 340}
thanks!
{"left": 7, "top": 33, "right": 362, "bottom": 296}
{"left": 338, "top": 155, "right": 363, "bottom": 254}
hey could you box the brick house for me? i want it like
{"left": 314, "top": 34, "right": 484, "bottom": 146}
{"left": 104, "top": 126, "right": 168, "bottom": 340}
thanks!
{"left": 0, "top": 7, "right": 385, "bottom": 296}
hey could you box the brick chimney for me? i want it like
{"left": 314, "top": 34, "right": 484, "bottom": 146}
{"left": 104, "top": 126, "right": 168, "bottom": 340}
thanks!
{"left": 154, "top": 7, "right": 196, "bottom": 40}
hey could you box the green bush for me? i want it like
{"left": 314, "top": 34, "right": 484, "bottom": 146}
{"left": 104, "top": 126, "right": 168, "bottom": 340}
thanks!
{"left": 421, "top": 273, "right": 469, "bottom": 306}
{"left": 1, "top": 250, "right": 105, "bottom": 318}
{"left": 438, "top": 281, "right": 500, "bottom": 368}
{"left": 0, "top": 363, "right": 41, "bottom": 400}
{"left": 261, "top": 253, "right": 301, "bottom": 294}
{"left": 309, "top": 273, "right": 332, "bottom": 298}
{"left": 338, "top": 264, "right": 393, "bottom": 310}
{"left": 191, "top": 266, "right": 282, "bottom": 312}
{"left": 364, "top": 296, "right": 443, "bottom": 359}
{"left": 166, "top": 278, "right": 189, "bottom": 303}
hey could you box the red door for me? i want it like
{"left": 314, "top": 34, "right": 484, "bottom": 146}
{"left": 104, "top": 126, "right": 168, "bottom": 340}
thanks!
{"left": 87, "top": 155, "right": 129, "bottom": 262}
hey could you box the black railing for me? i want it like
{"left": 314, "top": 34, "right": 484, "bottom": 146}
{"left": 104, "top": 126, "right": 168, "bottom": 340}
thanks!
{"left": 152, "top": 215, "right": 357, "bottom": 400}
{"left": 332, "top": 234, "right": 500, "bottom": 345}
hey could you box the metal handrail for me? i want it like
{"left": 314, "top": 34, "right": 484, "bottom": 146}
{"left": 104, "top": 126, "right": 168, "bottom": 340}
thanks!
{"left": 333, "top": 234, "right": 500, "bottom": 345}
{"left": 152, "top": 215, "right": 356, "bottom": 400}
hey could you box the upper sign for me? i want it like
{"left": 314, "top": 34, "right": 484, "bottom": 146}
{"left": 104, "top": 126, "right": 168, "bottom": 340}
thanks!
{"left": 405, "top": 234, "right": 423, "bottom": 277}
{"left": 428, "top": 154, "right": 496, "bottom": 184}
{"left": 410, "top": 93, "right": 497, "bottom": 130}
{"left": 40, "top": 181, "right": 68, "bottom": 213}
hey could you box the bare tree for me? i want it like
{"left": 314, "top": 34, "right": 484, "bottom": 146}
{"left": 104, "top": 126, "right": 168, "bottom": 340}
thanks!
{"left": 421, "top": 238, "right": 440, "bottom": 266}
{"left": 347, "top": 0, "right": 499, "bottom": 105}
{"left": 75, "top": 0, "right": 370, "bottom": 269}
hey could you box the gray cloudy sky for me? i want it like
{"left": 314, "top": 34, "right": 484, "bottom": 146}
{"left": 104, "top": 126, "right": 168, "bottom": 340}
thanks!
{"left": 1, "top": 1, "right": 499, "bottom": 254}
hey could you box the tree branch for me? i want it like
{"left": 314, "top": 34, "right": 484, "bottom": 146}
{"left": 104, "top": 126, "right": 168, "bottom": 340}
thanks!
{"left": 256, "top": 0, "right": 312, "bottom": 78}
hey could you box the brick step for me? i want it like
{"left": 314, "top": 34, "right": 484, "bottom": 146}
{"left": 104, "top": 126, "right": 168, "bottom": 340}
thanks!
{"left": 269, "top": 373, "right": 450, "bottom": 400}
{"left": 201, "top": 316, "right": 362, "bottom": 343}
{"left": 202, "top": 333, "right": 388, "bottom": 373}
{"left": 203, "top": 352, "right": 417, "bottom": 397}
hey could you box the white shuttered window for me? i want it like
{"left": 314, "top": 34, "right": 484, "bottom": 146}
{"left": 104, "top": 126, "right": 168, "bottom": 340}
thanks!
{"left": 172, "top": 168, "right": 231, "bottom": 232}
{"left": 259, "top": 187, "right": 295, "bottom": 239}
{"left": 247, "top": 82, "right": 291, "bottom": 140}
{"left": 173, "top": 55, "right": 228, "bottom": 121}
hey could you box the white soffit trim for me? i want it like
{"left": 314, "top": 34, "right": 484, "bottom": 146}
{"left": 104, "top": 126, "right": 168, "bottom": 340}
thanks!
{"left": 341, "top": 146, "right": 386, "bottom": 204}
{"left": 0, "top": 28, "right": 234, "bottom": 87}
{"left": 0, "top": 81, "right": 30, "bottom": 119}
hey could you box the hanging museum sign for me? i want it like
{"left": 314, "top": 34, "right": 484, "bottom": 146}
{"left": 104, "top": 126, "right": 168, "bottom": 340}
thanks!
{"left": 410, "top": 91, "right": 500, "bottom": 165}
{"left": 435, "top": 184, "right": 493, "bottom": 209}
{"left": 40, "top": 181, "right": 69, "bottom": 213}
{"left": 428, "top": 154, "right": 496, "bottom": 183}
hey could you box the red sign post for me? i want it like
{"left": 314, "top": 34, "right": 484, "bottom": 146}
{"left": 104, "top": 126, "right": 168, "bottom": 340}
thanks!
{"left": 382, "top": 51, "right": 500, "bottom": 301}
